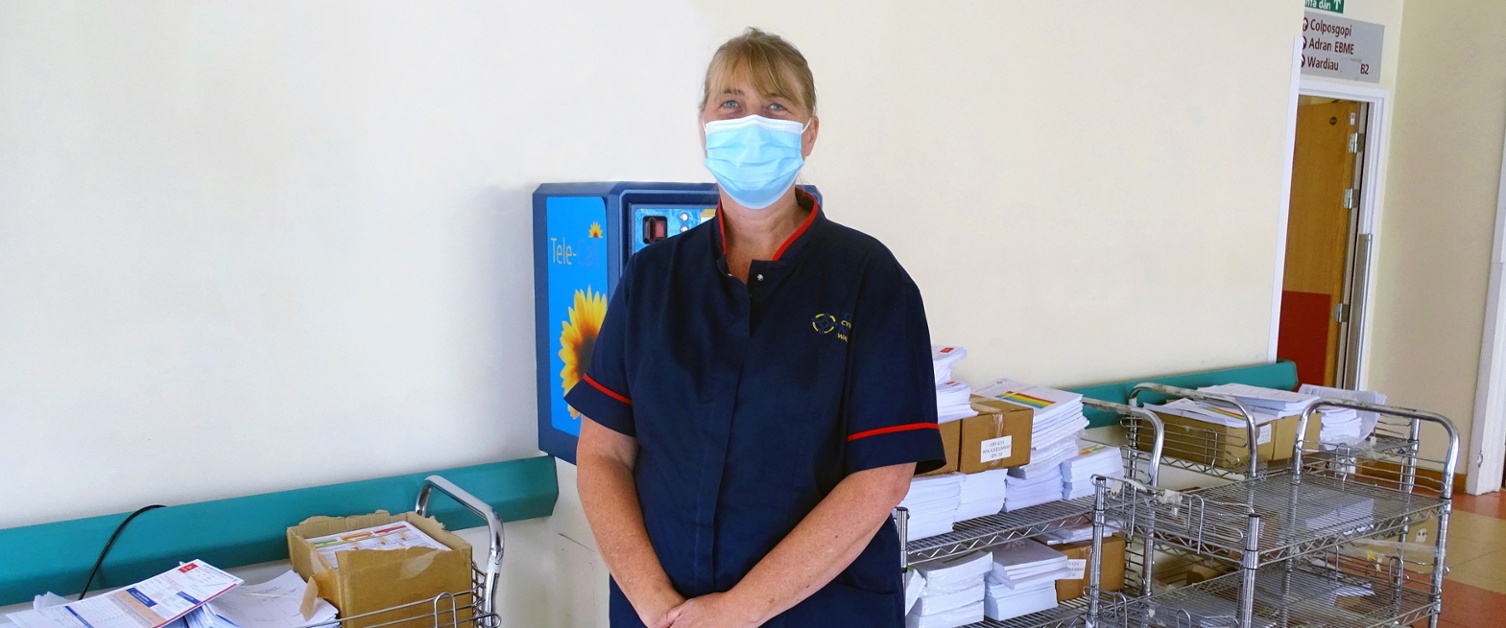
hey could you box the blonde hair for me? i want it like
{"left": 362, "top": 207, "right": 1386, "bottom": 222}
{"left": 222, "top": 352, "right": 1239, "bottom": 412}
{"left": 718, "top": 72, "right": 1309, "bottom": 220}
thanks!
{"left": 701, "top": 28, "right": 816, "bottom": 117}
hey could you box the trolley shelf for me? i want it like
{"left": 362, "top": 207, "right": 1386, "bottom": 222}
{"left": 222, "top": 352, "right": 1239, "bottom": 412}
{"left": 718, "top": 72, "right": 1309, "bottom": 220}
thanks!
{"left": 959, "top": 595, "right": 1099, "bottom": 628}
{"left": 1098, "top": 564, "right": 1437, "bottom": 628}
{"left": 906, "top": 497, "right": 1095, "bottom": 565}
{"left": 1155, "top": 454, "right": 1272, "bottom": 481}
{"left": 1109, "top": 473, "right": 1446, "bottom": 567}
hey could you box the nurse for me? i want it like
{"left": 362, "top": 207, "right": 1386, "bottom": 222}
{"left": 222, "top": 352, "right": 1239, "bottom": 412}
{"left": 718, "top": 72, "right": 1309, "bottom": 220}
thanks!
{"left": 567, "top": 28, "right": 944, "bottom": 627}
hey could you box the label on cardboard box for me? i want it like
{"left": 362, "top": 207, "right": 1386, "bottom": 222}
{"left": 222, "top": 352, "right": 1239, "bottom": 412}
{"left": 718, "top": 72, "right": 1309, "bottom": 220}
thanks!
{"left": 979, "top": 435, "right": 1013, "bottom": 462}
{"left": 1065, "top": 558, "right": 1087, "bottom": 580}
{"left": 1259, "top": 424, "right": 1273, "bottom": 445}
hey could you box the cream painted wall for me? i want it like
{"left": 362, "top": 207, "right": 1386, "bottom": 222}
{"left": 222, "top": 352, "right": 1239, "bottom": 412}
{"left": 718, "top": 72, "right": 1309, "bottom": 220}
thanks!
{"left": 1320, "top": 1, "right": 1405, "bottom": 92}
{"left": 1, "top": 1, "right": 1304, "bottom": 529}
{"left": 1368, "top": 0, "right": 1506, "bottom": 468}
{"left": 0, "top": 1, "right": 1310, "bottom": 624}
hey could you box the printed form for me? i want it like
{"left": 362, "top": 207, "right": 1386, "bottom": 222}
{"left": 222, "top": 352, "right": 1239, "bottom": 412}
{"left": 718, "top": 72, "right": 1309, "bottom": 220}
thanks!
{"left": 8, "top": 561, "right": 241, "bottom": 628}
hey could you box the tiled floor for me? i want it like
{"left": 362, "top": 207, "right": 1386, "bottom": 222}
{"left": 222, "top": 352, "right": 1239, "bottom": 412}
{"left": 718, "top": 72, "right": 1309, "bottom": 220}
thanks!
{"left": 1434, "top": 492, "right": 1506, "bottom": 625}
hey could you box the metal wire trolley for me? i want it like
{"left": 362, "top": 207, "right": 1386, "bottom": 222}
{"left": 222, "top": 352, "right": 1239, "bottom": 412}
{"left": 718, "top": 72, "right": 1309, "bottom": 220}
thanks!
{"left": 1083, "top": 388, "right": 1459, "bottom": 628}
{"left": 321, "top": 475, "right": 504, "bottom": 628}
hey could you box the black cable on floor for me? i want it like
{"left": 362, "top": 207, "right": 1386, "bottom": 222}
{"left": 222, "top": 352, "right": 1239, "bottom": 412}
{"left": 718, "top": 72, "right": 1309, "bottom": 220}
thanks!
{"left": 77, "top": 504, "right": 166, "bottom": 600}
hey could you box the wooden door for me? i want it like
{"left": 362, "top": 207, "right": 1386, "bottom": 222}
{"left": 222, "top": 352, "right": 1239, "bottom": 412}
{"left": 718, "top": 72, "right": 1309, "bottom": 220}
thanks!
{"left": 1278, "top": 100, "right": 1361, "bottom": 387}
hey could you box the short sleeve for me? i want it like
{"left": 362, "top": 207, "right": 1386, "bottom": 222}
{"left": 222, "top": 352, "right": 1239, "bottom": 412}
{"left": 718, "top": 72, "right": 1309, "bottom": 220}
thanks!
{"left": 564, "top": 260, "right": 636, "bottom": 437}
{"left": 843, "top": 254, "right": 945, "bottom": 475}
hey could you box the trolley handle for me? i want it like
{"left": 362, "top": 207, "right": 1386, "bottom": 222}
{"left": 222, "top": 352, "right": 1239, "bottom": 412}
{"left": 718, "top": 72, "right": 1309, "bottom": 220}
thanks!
{"left": 1083, "top": 397, "right": 1165, "bottom": 485}
{"left": 415, "top": 475, "right": 504, "bottom": 618}
{"left": 1294, "top": 400, "right": 1461, "bottom": 492}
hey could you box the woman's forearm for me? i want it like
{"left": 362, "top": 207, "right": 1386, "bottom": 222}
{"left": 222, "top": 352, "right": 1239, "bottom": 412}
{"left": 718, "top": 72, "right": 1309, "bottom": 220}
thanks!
{"left": 723, "top": 463, "right": 916, "bottom": 624}
{"left": 577, "top": 421, "right": 683, "bottom": 625}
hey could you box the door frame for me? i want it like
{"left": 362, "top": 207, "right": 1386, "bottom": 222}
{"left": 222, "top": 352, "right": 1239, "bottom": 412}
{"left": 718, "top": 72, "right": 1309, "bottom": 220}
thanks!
{"left": 1270, "top": 74, "right": 1392, "bottom": 395}
{"left": 1465, "top": 113, "right": 1506, "bottom": 495}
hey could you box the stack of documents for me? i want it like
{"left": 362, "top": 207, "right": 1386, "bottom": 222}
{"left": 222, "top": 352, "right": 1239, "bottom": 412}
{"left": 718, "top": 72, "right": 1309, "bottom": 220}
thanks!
{"left": 933, "top": 347, "right": 974, "bottom": 422}
{"left": 936, "top": 379, "right": 975, "bottom": 423}
{"left": 954, "top": 469, "right": 1009, "bottom": 521}
{"left": 991, "top": 540, "right": 1072, "bottom": 587}
{"left": 1004, "top": 466, "right": 1063, "bottom": 512}
{"left": 1200, "top": 383, "right": 1318, "bottom": 417}
{"left": 1299, "top": 384, "right": 1387, "bottom": 445}
{"left": 933, "top": 345, "right": 968, "bottom": 385}
{"left": 1006, "top": 438, "right": 1079, "bottom": 481}
{"left": 907, "top": 551, "right": 991, "bottom": 628}
{"left": 975, "top": 379, "right": 1090, "bottom": 452}
{"left": 9, "top": 561, "right": 243, "bottom": 628}
{"left": 901, "top": 473, "right": 963, "bottom": 541}
{"left": 1150, "top": 398, "right": 1283, "bottom": 429}
{"left": 9, "top": 567, "right": 340, "bottom": 628}
{"left": 1040, "top": 523, "right": 1119, "bottom": 545}
{"left": 983, "top": 541, "right": 1071, "bottom": 621}
{"left": 186, "top": 571, "right": 338, "bottom": 628}
{"left": 1060, "top": 444, "right": 1124, "bottom": 500}
{"left": 904, "top": 569, "right": 927, "bottom": 615}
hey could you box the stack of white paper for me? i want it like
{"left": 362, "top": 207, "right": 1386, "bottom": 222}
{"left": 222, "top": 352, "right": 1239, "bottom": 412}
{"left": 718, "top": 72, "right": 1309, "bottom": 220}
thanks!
{"left": 186, "top": 571, "right": 338, "bottom": 628}
{"left": 983, "top": 541, "right": 1071, "bottom": 621}
{"left": 1006, "top": 438, "right": 1080, "bottom": 481}
{"left": 954, "top": 469, "right": 1009, "bottom": 521}
{"left": 1060, "top": 443, "right": 1124, "bottom": 500}
{"left": 901, "top": 473, "right": 964, "bottom": 541}
{"left": 1150, "top": 397, "right": 1281, "bottom": 427}
{"left": 1200, "top": 383, "right": 1318, "bottom": 416}
{"left": 904, "top": 569, "right": 927, "bottom": 615}
{"left": 907, "top": 552, "right": 991, "bottom": 628}
{"left": 933, "top": 346, "right": 974, "bottom": 423}
{"left": 1003, "top": 466, "right": 1063, "bottom": 512}
{"left": 990, "top": 540, "right": 1072, "bottom": 587}
{"left": 1040, "top": 523, "right": 1119, "bottom": 545}
{"left": 1298, "top": 384, "right": 1387, "bottom": 445}
{"left": 983, "top": 572, "right": 1058, "bottom": 622}
{"left": 974, "top": 379, "right": 1090, "bottom": 452}
{"left": 933, "top": 345, "right": 967, "bottom": 384}
{"left": 936, "top": 379, "right": 975, "bottom": 423}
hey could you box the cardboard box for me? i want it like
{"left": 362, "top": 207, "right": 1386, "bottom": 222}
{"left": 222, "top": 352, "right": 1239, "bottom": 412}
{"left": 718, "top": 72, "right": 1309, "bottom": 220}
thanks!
{"left": 1135, "top": 411, "right": 1320, "bottom": 470}
{"left": 1052, "top": 534, "right": 1126, "bottom": 601}
{"left": 919, "top": 419, "right": 962, "bottom": 476}
{"left": 962, "top": 396, "right": 1035, "bottom": 471}
{"left": 288, "top": 511, "right": 474, "bottom": 628}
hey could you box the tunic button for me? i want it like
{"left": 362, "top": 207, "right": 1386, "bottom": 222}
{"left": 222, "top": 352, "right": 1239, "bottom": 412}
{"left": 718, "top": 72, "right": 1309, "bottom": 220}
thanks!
{"left": 756, "top": 274, "right": 764, "bottom": 281}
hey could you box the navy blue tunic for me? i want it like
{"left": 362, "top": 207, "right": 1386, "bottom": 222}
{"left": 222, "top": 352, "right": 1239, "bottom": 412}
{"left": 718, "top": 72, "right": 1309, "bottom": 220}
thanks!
{"left": 565, "top": 191, "right": 944, "bottom": 627}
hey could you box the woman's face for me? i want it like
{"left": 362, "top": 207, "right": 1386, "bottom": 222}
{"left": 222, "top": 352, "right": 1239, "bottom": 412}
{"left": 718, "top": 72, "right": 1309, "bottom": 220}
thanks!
{"left": 700, "top": 75, "right": 819, "bottom": 159}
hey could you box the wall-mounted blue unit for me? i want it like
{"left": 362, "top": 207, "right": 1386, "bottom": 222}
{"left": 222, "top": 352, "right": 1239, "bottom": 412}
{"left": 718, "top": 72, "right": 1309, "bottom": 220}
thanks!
{"left": 532, "top": 182, "right": 819, "bottom": 463}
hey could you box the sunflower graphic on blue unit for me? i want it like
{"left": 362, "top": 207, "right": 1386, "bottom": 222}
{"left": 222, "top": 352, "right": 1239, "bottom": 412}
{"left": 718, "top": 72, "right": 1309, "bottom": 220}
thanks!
{"left": 559, "top": 287, "right": 607, "bottom": 419}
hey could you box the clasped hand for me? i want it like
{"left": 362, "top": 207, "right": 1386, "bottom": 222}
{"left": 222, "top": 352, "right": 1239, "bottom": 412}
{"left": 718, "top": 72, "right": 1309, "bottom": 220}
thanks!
{"left": 647, "top": 591, "right": 761, "bottom": 628}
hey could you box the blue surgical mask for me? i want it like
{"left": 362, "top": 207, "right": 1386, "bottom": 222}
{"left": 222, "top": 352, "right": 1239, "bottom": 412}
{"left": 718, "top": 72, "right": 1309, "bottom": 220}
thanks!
{"left": 703, "top": 115, "right": 810, "bottom": 210}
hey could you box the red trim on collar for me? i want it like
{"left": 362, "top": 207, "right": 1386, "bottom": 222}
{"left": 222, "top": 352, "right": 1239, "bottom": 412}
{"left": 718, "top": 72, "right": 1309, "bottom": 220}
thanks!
{"left": 772, "top": 190, "right": 821, "bottom": 261}
{"left": 714, "top": 189, "right": 821, "bottom": 260}
{"left": 717, "top": 201, "right": 728, "bottom": 256}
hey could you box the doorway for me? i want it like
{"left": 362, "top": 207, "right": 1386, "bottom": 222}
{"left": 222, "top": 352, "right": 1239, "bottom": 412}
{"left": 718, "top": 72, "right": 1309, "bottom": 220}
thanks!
{"left": 1276, "top": 96, "right": 1372, "bottom": 389}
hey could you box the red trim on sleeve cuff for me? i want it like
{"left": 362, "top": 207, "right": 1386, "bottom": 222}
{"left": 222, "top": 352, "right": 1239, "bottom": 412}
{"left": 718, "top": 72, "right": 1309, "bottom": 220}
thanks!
{"left": 583, "top": 374, "right": 631, "bottom": 405}
{"left": 847, "top": 422, "right": 939, "bottom": 442}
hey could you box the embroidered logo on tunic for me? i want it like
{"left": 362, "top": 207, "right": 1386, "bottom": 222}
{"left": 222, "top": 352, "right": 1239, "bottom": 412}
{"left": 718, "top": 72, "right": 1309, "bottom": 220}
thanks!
{"left": 811, "top": 312, "right": 852, "bottom": 342}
